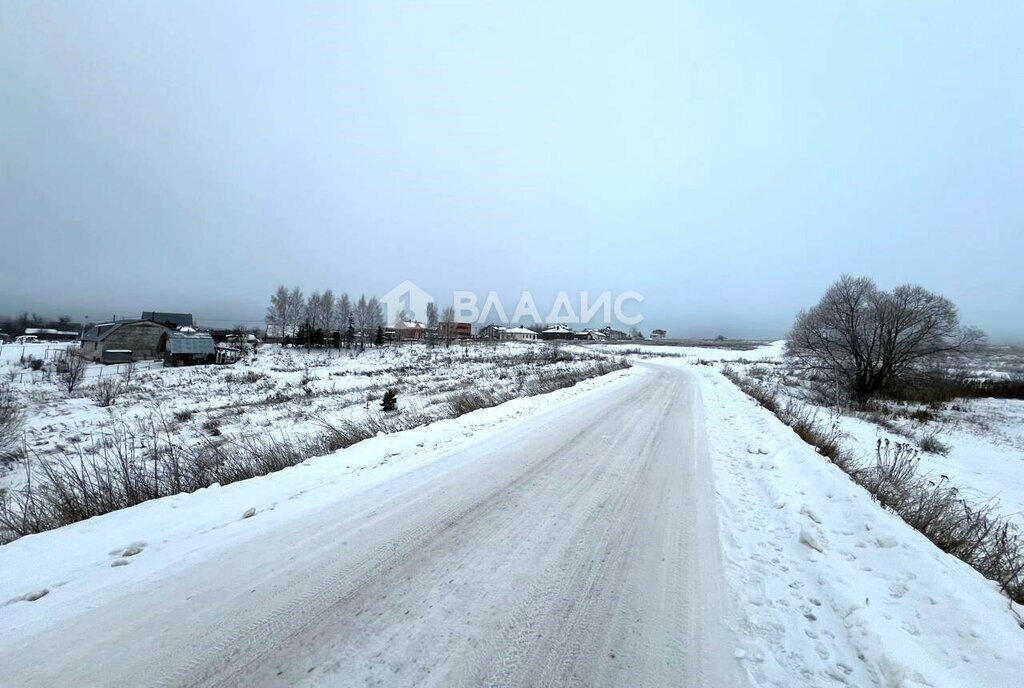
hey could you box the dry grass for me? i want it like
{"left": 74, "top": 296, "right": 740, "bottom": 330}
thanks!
{"left": 0, "top": 384, "right": 24, "bottom": 465}
{"left": 91, "top": 378, "right": 123, "bottom": 407}
{"left": 0, "top": 357, "right": 630, "bottom": 544}
{"left": 722, "top": 367, "right": 1024, "bottom": 604}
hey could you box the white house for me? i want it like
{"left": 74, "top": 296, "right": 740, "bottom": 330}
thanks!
{"left": 504, "top": 326, "right": 538, "bottom": 341}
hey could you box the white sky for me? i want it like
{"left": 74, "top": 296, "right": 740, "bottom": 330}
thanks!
{"left": 1, "top": 2, "right": 1021, "bottom": 340}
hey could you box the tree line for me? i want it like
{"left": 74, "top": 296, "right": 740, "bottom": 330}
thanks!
{"left": 265, "top": 286, "right": 467, "bottom": 349}
{"left": 265, "top": 286, "right": 388, "bottom": 349}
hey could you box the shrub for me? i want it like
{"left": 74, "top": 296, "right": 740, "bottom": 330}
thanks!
{"left": 918, "top": 431, "right": 951, "bottom": 455}
{"left": 380, "top": 389, "right": 398, "bottom": 412}
{"left": 91, "top": 378, "right": 123, "bottom": 407}
{"left": 882, "top": 373, "right": 1024, "bottom": 403}
{"left": 908, "top": 408, "right": 935, "bottom": 423}
{"left": 122, "top": 360, "right": 137, "bottom": 384}
{"left": 0, "top": 384, "right": 24, "bottom": 463}
{"left": 446, "top": 389, "right": 508, "bottom": 416}
{"left": 58, "top": 352, "right": 88, "bottom": 393}
{"left": 223, "top": 370, "right": 266, "bottom": 385}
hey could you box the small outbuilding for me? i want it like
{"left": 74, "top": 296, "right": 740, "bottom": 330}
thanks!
{"left": 101, "top": 349, "right": 134, "bottom": 365}
{"left": 158, "top": 331, "right": 216, "bottom": 366}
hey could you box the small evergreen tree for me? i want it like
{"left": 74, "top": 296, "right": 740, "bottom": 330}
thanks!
{"left": 346, "top": 313, "right": 356, "bottom": 349}
{"left": 380, "top": 388, "right": 398, "bottom": 412}
{"left": 374, "top": 326, "right": 384, "bottom": 347}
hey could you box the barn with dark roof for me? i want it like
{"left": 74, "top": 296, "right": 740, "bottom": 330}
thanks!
{"left": 80, "top": 320, "right": 172, "bottom": 361}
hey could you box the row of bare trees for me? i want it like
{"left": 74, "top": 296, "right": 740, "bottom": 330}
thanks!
{"left": 265, "top": 286, "right": 385, "bottom": 348}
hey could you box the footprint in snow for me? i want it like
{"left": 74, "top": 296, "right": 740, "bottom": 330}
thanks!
{"left": 109, "top": 541, "right": 148, "bottom": 560}
{"left": 5, "top": 589, "right": 49, "bottom": 605}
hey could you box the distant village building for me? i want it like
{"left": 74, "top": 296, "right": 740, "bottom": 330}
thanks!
{"left": 651, "top": 329, "right": 667, "bottom": 340}
{"left": 81, "top": 320, "right": 172, "bottom": 361}
{"left": 504, "top": 326, "right": 538, "bottom": 341}
{"left": 478, "top": 324, "right": 506, "bottom": 340}
{"left": 394, "top": 320, "right": 427, "bottom": 340}
{"left": 599, "top": 326, "right": 628, "bottom": 340}
{"left": 540, "top": 325, "right": 576, "bottom": 341}
{"left": 80, "top": 311, "right": 196, "bottom": 362}
{"left": 478, "top": 324, "right": 538, "bottom": 341}
{"left": 578, "top": 329, "right": 608, "bottom": 342}
{"left": 24, "top": 328, "right": 79, "bottom": 341}
{"left": 438, "top": 321, "right": 472, "bottom": 340}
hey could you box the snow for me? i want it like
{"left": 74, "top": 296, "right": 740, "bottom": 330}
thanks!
{"left": 0, "top": 342, "right": 620, "bottom": 493}
{"left": 594, "top": 339, "right": 786, "bottom": 361}
{"left": 0, "top": 367, "right": 634, "bottom": 637}
{"left": 688, "top": 363, "right": 1024, "bottom": 688}
{"left": 1, "top": 341, "right": 1021, "bottom": 686}
{"left": 718, "top": 346, "right": 1024, "bottom": 530}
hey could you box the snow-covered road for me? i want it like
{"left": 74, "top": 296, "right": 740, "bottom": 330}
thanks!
{"left": 1, "top": 366, "right": 741, "bottom": 687}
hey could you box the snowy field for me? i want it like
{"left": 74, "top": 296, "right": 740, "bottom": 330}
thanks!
{"left": 593, "top": 339, "right": 786, "bottom": 362}
{"left": 1, "top": 344, "right": 1021, "bottom": 687}
{"left": 715, "top": 345, "right": 1024, "bottom": 530}
{"left": 0, "top": 341, "right": 624, "bottom": 499}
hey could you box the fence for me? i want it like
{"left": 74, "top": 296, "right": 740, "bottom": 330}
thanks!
{"left": 3, "top": 359, "right": 164, "bottom": 385}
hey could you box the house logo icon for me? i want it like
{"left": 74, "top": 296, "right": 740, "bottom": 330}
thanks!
{"left": 381, "top": 280, "right": 434, "bottom": 323}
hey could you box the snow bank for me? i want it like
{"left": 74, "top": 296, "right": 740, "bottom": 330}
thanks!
{"left": 693, "top": 365, "right": 1023, "bottom": 688}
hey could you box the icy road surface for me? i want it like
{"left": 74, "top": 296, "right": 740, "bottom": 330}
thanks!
{"left": 0, "top": 366, "right": 741, "bottom": 687}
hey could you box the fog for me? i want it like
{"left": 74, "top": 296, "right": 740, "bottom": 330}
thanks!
{"left": 1, "top": 2, "right": 1021, "bottom": 341}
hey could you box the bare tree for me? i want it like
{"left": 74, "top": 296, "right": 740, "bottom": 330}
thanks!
{"left": 285, "top": 287, "right": 305, "bottom": 342}
{"left": 319, "top": 289, "right": 335, "bottom": 335}
{"left": 440, "top": 305, "right": 456, "bottom": 347}
{"left": 367, "top": 297, "right": 384, "bottom": 342}
{"left": 426, "top": 302, "right": 439, "bottom": 347}
{"left": 353, "top": 295, "right": 370, "bottom": 348}
{"left": 785, "top": 275, "right": 985, "bottom": 404}
{"left": 333, "top": 293, "right": 352, "bottom": 342}
{"left": 264, "top": 286, "right": 290, "bottom": 339}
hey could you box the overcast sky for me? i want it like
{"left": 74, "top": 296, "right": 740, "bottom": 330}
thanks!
{"left": 1, "top": 1, "right": 1021, "bottom": 341}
